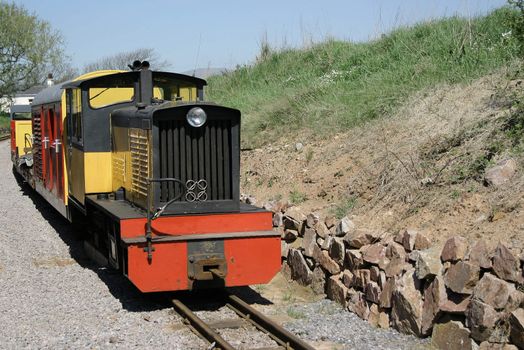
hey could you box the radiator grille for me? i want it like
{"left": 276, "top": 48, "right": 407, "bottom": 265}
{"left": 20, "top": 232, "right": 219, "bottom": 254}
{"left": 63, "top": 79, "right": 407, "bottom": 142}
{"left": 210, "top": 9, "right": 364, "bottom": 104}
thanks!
{"left": 32, "top": 112, "right": 43, "bottom": 180}
{"left": 158, "top": 119, "right": 232, "bottom": 203}
{"left": 129, "top": 128, "right": 150, "bottom": 199}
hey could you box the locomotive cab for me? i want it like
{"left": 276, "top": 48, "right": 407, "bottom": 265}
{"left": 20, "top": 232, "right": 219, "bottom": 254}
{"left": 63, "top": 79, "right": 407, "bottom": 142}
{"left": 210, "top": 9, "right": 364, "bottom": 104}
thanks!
{"left": 9, "top": 103, "right": 33, "bottom": 164}
{"left": 54, "top": 66, "right": 281, "bottom": 292}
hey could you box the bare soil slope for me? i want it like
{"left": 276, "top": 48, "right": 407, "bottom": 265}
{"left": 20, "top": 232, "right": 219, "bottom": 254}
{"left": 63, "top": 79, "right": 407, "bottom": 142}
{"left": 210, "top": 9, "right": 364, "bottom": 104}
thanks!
{"left": 240, "top": 70, "right": 524, "bottom": 254}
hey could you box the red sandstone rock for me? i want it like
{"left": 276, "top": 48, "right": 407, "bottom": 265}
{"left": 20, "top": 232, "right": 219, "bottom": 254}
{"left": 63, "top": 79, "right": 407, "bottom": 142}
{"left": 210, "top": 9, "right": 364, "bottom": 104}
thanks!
{"left": 509, "top": 308, "right": 524, "bottom": 348}
{"left": 386, "top": 242, "right": 407, "bottom": 261}
{"left": 282, "top": 229, "right": 299, "bottom": 242}
{"left": 343, "top": 229, "right": 375, "bottom": 248}
{"left": 301, "top": 227, "right": 317, "bottom": 257}
{"left": 306, "top": 212, "right": 320, "bottom": 228}
{"left": 368, "top": 304, "right": 389, "bottom": 329}
{"left": 383, "top": 257, "right": 410, "bottom": 278}
{"left": 431, "top": 320, "right": 475, "bottom": 350}
{"left": 312, "top": 244, "right": 340, "bottom": 275}
{"left": 473, "top": 273, "right": 516, "bottom": 310}
{"left": 441, "top": 236, "right": 469, "bottom": 262}
{"left": 311, "top": 266, "right": 327, "bottom": 294}
{"left": 391, "top": 269, "right": 423, "bottom": 336}
{"left": 444, "top": 261, "right": 480, "bottom": 294}
{"left": 467, "top": 299, "right": 501, "bottom": 342}
{"left": 365, "top": 281, "right": 382, "bottom": 304}
{"left": 400, "top": 229, "right": 431, "bottom": 251}
{"left": 328, "top": 237, "right": 345, "bottom": 265}
{"left": 287, "top": 249, "right": 312, "bottom": 286}
{"left": 345, "top": 249, "right": 364, "bottom": 270}
{"left": 327, "top": 274, "right": 348, "bottom": 307}
{"left": 484, "top": 158, "right": 517, "bottom": 187}
{"left": 314, "top": 221, "right": 330, "bottom": 239}
{"left": 354, "top": 269, "right": 371, "bottom": 290}
{"left": 369, "top": 266, "right": 380, "bottom": 282}
{"left": 492, "top": 243, "right": 522, "bottom": 283}
{"left": 347, "top": 290, "right": 370, "bottom": 320}
{"left": 414, "top": 232, "right": 431, "bottom": 250}
{"left": 336, "top": 216, "right": 356, "bottom": 237}
{"left": 440, "top": 292, "right": 471, "bottom": 314}
{"left": 415, "top": 247, "right": 442, "bottom": 280}
{"left": 362, "top": 243, "right": 387, "bottom": 265}
{"left": 380, "top": 277, "right": 395, "bottom": 309}
{"left": 479, "top": 342, "right": 519, "bottom": 350}
{"left": 422, "top": 275, "right": 447, "bottom": 336}
{"left": 283, "top": 207, "right": 306, "bottom": 232}
{"left": 272, "top": 211, "right": 283, "bottom": 227}
{"left": 468, "top": 240, "right": 492, "bottom": 269}
{"left": 342, "top": 270, "right": 354, "bottom": 289}
{"left": 324, "top": 215, "right": 336, "bottom": 229}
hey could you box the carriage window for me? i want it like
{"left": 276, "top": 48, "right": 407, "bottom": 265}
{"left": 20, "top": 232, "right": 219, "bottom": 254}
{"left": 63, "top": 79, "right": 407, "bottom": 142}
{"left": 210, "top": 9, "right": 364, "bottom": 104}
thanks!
{"left": 71, "top": 89, "right": 83, "bottom": 144}
{"left": 11, "top": 112, "right": 31, "bottom": 120}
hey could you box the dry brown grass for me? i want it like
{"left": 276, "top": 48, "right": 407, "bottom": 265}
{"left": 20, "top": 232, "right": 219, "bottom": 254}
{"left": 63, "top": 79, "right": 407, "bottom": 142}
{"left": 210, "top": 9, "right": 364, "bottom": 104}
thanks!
{"left": 241, "top": 66, "right": 524, "bottom": 254}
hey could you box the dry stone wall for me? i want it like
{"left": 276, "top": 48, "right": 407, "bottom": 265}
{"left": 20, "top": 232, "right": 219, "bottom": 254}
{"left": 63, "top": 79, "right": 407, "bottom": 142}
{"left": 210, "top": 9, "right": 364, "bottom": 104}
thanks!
{"left": 263, "top": 200, "right": 524, "bottom": 350}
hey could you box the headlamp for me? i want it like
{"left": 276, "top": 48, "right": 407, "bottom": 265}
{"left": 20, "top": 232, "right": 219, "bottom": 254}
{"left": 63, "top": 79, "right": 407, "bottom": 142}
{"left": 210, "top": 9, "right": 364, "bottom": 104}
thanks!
{"left": 186, "top": 107, "right": 207, "bottom": 127}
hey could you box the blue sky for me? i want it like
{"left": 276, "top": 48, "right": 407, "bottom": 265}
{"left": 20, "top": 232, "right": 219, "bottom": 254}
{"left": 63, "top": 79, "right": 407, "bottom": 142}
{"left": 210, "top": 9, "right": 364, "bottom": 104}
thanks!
{"left": 14, "top": 0, "right": 507, "bottom": 72}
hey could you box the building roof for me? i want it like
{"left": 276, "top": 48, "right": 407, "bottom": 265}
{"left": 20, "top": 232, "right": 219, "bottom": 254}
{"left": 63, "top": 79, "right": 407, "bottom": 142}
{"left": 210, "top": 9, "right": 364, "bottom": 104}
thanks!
{"left": 16, "top": 85, "right": 46, "bottom": 97}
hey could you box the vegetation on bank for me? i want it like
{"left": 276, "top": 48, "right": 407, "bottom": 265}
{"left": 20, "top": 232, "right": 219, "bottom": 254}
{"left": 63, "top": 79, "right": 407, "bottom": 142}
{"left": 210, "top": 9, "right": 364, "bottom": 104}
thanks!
{"left": 207, "top": 7, "right": 522, "bottom": 147}
{"left": 0, "top": 112, "right": 9, "bottom": 136}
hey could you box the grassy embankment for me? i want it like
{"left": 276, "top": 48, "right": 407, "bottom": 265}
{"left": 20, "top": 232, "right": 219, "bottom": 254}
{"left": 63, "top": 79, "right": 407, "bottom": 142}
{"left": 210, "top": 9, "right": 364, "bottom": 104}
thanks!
{"left": 207, "top": 7, "right": 522, "bottom": 148}
{"left": 0, "top": 112, "right": 9, "bottom": 138}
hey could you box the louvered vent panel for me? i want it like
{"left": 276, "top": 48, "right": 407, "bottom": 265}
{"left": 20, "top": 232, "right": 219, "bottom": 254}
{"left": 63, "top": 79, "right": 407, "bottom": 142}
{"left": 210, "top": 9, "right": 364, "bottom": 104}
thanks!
{"left": 157, "top": 119, "right": 232, "bottom": 203}
{"left": 129, "top": 128, "right": 150, "bottom": 200}
{"left": 32, "top": 114, "right": 43, "bottom": 180}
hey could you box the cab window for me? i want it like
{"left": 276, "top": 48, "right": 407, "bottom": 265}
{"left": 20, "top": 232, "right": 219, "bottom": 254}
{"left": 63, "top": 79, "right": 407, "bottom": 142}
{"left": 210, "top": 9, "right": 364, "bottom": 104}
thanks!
{"left": 153, "top": 76, "right": 198, "bottom": 102}
{"left": 87, "top": 75, "right": 135, "bottom": 109}
{"left": 70, "top": 89, "right": 83, "bottom": 144}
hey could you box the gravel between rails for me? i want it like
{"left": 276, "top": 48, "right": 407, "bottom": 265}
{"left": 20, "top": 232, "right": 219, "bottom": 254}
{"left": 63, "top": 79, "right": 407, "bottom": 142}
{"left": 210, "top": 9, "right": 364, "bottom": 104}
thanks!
{"left": 0, "top": 141, "right": 430, "bottom": 349}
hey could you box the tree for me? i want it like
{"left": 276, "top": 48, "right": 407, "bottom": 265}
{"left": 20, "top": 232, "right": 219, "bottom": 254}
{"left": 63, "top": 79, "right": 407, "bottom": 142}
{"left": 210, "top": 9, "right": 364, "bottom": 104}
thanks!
{"left": 508, "top": 0, "right": 524, "bottom": 54}
{"left": 82, "top": 48, "right": 172, "bottom": 73}
{"left": 0, "top": 2, "right": 67, "bottom": 101}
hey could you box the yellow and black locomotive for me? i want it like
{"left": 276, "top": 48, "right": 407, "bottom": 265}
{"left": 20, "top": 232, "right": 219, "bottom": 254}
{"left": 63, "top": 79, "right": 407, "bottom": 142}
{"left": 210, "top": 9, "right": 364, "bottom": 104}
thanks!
{"left": 10, "top": 62, "right": 281, "bottom": 292}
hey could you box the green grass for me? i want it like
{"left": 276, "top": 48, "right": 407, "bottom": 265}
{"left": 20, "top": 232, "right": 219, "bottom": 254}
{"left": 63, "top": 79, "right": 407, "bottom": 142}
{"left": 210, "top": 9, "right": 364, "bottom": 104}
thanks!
{"left": 0, "top": 112, "right": 9, "bottom": 135}
{"left": 289, "top": 190, "right": 307, "bottom": 204}
{"left": 207, "top": 7, "right": 520, "bottom": 147}
{"left": 331, "top": 196, "right": 358, "bottom": 219}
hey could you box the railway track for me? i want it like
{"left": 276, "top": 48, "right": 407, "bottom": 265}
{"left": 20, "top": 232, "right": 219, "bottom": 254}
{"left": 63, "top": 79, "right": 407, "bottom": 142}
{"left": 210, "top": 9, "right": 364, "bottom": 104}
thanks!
{"left": 172, "top": 293, "right": 315, "bottom": 350}
{"left": 0, "top": 134, "right": 10, "bottom": 141}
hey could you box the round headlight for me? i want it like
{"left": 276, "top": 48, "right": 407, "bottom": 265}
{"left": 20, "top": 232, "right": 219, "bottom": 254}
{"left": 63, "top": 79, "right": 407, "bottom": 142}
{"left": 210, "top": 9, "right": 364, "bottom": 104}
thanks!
{"left": 186, "top": 107, "right": 207, "bottom": 127}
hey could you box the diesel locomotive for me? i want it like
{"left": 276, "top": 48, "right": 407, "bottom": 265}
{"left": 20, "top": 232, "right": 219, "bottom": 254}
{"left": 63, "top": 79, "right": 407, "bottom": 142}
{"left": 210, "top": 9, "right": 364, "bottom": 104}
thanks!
{"left": 10, "top": 62, "right": 281, "bottom": 292}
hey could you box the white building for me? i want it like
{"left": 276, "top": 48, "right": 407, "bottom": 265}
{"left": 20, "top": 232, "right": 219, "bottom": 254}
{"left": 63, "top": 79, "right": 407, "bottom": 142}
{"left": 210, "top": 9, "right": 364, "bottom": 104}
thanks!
{"left": 1, "top": 85, "right": 45, "bottom": 113}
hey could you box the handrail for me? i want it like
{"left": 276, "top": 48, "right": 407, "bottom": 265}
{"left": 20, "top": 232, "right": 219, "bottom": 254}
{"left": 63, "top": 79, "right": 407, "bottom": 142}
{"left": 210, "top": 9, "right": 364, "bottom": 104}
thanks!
{"left": 144, "top": 177, "right": 186, "bottom": 263}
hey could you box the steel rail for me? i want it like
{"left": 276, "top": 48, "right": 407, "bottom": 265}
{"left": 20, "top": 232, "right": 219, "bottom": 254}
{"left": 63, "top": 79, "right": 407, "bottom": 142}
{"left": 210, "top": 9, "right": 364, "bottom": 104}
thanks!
{"left": 226, "top": 294, "right": 315, "bottom": 350}
{"left": 172, "top": 294, "right": 314, "bottom": 350}
{"left": 172, "top": 298, "right": 235, "bottom": 350}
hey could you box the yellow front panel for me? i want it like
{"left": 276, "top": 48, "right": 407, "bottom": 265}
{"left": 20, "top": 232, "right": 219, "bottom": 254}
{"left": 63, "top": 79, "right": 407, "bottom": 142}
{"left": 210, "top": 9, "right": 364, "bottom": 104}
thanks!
{"left": 179, "top": 87, "right": 197, "bottom": 101}
{"left": 112, "top": 126, "right": 132, "bottom": 192}
{"left": 15, "top": 121, "right": 32, "bottom": 156}
{"left": 84, "top": 152, "right": 112, "bottom": 193}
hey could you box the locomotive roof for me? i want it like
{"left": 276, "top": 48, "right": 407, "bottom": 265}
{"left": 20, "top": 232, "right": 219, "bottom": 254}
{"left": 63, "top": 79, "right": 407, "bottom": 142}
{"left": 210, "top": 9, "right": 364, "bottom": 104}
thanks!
{"left": 63, "top": 70, "right": 207, "bottom": 89}
{"left": 31, "top": 81, "right": 70, "bottom": 106}
{"left": 32, "top": 71, "right": 208, "bottom": 107}
{"left": 9, "top": 103, "right": 31, "bottom": 113}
